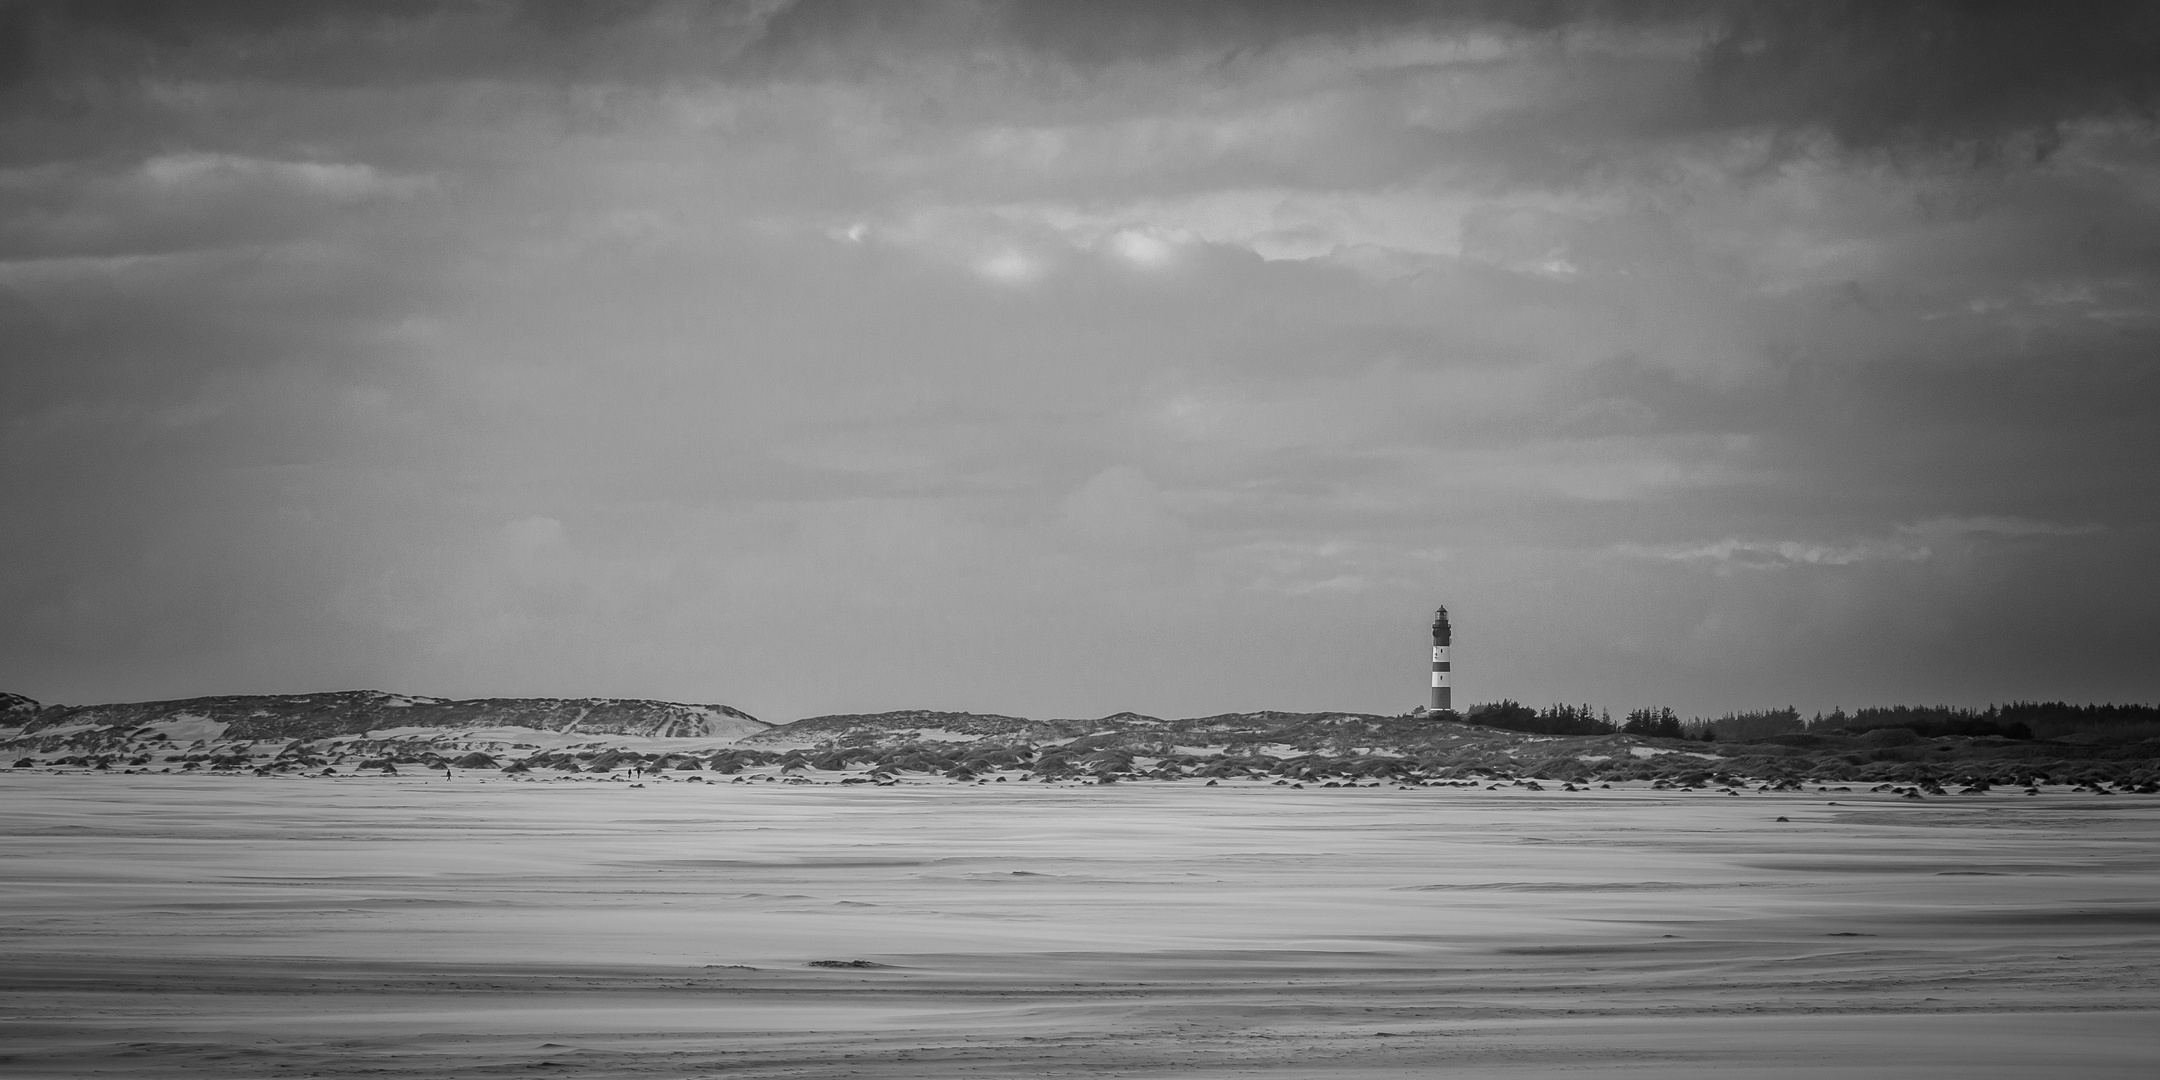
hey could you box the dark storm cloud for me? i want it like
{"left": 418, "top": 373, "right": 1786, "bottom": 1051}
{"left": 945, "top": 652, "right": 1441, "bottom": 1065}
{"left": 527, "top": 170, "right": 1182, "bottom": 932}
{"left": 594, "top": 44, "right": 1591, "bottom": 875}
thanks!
{"left": 2, "top": 0, "right": 2156, "bottom": 718}
{"left": 750, "top": 1, "right": 2160, "bottom": 139}
{"left": 15, "top": 0, "right": 2159, "bottom": 119}
{"left": 0, "top": 0, "right": 734, "bottom": 85}
{"left": 1700, "top": 1, "right": 2160, "bottom": 149}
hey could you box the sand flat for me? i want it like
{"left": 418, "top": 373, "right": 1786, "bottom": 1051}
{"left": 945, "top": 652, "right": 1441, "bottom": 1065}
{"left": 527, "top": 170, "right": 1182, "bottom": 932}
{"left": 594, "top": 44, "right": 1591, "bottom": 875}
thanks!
{"left": 3, "top": 775, "right": 2157, "bottom": 1077}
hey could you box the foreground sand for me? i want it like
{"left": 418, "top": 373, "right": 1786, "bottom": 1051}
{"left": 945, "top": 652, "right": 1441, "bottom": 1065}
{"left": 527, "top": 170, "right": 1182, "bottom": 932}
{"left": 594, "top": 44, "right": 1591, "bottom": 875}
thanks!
{"left": 2, "top": 775, "right": 2156, "bottom": 1078}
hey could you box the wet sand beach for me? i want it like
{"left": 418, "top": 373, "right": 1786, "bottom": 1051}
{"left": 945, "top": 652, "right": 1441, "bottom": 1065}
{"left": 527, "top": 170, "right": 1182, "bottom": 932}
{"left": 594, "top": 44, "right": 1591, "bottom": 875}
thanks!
{"left": 3, "top": 775, "right": 2156, "bottom": 1077}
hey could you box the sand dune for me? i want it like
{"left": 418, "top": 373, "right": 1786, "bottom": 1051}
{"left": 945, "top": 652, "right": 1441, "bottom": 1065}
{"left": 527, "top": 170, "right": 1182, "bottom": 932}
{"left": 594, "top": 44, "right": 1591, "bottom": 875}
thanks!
{"left": 3, "top": 775, "right": 2156, "bottom": 1077}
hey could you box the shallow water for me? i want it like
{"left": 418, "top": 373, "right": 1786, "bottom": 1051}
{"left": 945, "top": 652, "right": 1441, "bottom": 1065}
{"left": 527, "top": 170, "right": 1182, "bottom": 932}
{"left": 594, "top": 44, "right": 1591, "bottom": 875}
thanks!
{"left": 3, "top": 774, "right": 2156, "bottom": 1077}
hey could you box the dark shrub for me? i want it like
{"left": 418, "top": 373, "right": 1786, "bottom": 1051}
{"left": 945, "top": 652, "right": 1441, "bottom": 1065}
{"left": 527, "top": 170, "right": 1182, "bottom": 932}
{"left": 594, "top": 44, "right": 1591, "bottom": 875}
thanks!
{"left": 1860, "top": 728, "right": 1920, "bottom": 747}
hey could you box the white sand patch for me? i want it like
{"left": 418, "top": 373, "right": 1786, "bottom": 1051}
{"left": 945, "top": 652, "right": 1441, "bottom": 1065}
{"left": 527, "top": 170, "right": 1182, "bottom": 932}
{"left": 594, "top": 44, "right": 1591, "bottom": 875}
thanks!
{"left": 359, "top": 725, "right": 449, "bottom": 740}
{"left": 12, "top": 721, "right": 107, "bottom": 739}
{"left": 672, "top": 705, "right": 766, "bottom": 737}
{"left": 755, "top": 727, "right": 1009, "bottom": 752}
{"left": 745, "top": 735, "right": 823, "bottom": 750}
{"left": 328, "top": 727, "right": 760, "bottom": 754}
{"left": 123, "top": 715, "right": 227, "bottom": 744}
{"left": 882, "top": 728, "right": 977, "bottom": 743}
{"left": 1627, "top": 746, "right": 1721, "bottom": 760}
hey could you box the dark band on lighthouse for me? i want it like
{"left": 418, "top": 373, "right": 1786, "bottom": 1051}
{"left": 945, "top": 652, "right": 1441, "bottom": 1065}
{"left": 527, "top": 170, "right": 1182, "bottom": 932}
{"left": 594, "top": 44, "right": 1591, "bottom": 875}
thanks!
{"left": 1430, "top": 606, "right": 1452, "bottom": 712}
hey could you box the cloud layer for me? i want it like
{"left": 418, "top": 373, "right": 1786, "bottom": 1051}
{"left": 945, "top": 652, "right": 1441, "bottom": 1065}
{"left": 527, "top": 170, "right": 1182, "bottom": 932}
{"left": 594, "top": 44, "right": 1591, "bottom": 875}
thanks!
{"left": 3, "top": 1, "right": 2157, "bottom": 719}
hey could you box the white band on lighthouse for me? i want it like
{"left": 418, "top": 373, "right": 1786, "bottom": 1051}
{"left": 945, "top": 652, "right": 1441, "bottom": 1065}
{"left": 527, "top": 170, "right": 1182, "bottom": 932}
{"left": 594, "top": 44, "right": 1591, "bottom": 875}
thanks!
{"left": 1431, "top": 671, "right": 1450, "bottom": 687}
{"left": 1432, "top": 646, "right": 1449, "bottom": 663}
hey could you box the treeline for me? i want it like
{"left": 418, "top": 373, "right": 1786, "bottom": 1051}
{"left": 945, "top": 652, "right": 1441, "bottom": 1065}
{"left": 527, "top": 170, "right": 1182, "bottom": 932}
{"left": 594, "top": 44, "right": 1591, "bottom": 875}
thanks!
{"left": 1455, "top": 700, "right": 2160, "bottom": 744}
{"left": 1461, "top": 701, "right": 1765, "bottom": 740}
{"left": 1812, "top": 702, "right": 2160, "bottom": 742}
{"left": 1461, "top": 701, "right": 1753, "bottom": 740}
{"left": 1460, "top": 701, "right": 1613, "bottom": 736}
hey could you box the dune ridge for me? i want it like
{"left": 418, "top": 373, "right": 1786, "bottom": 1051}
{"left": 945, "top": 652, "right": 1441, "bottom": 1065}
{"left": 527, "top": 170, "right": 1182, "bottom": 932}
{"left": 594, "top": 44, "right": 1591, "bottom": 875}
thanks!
{"left": 7, "top": 691, "right": 2158, "bottom": 792}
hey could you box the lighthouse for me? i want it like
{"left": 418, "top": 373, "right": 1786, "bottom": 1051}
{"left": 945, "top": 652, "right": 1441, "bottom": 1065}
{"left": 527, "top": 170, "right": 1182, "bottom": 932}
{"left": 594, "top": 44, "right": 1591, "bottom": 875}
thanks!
{"left": 1430, "top": 606, "right": 1452, "bottom": 712}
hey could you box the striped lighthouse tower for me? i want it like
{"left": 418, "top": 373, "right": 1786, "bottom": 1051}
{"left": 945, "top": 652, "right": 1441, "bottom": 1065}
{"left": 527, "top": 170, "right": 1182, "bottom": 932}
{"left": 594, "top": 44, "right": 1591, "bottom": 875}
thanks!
{"left": 1430, "top": 606, "right": 1452, "bottom": 713}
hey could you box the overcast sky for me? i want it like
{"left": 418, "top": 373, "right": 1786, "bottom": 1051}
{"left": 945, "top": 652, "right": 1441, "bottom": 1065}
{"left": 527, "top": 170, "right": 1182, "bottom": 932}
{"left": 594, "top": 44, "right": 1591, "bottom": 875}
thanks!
{"left": 3, "top": 1, "right": 2157, "bottom": 721}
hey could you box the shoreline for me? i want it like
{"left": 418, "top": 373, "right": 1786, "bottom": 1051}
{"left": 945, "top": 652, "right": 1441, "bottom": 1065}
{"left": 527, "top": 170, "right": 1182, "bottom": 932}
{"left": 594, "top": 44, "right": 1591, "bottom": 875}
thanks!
{"left": 9, "top": 762, "right": 2157, "bottom": 802}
